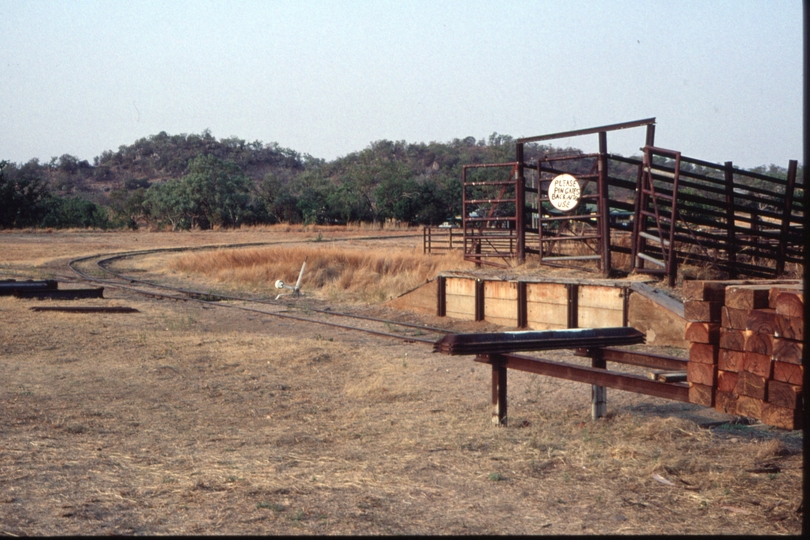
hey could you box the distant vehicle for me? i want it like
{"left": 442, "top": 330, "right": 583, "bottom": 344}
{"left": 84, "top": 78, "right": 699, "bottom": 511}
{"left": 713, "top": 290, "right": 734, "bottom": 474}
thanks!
{"left": 438, "top": 221, "right": 459, "bottom": 229}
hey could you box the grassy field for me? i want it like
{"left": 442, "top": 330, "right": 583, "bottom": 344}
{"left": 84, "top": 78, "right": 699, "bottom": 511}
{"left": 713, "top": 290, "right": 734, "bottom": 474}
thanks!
{"left": 0, "top": 229, "right": 803, "bottom": 535}
{"left": 167, "top": 243, "right": 464, "bottom": 303}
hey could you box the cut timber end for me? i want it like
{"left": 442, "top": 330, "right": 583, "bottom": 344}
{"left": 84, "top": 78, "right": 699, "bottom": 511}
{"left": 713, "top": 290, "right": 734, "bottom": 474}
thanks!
{"left": 724, "top": 285, "right": 773, "bottom": 310}
{"left": 774, "top": 291, "right": 804, "bottom": 318}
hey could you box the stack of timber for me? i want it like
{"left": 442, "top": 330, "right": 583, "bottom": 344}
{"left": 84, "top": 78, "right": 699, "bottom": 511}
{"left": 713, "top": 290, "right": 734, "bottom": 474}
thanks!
{"left": 683, "top": 280, "right": 804, "bottom": 430}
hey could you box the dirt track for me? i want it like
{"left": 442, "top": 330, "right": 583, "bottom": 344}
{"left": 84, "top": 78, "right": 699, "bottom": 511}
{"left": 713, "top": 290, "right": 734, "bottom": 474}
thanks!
{"left": 0, "top": 230, "right": 802, "bottom": 535}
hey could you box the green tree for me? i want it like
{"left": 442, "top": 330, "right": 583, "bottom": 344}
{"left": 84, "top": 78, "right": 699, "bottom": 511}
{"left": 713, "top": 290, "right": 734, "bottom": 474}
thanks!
{"left": 40, "top": 196, "right": 109, "bottom": 229}
{"left": 0, "top": 160, "right": 53, "bottom": 228}
{"left": 108, "top": 188, "right": 148, "bottom": 229}
{"left": 143, "top": 179, "right": 192, "bottom": 230}
{"left": 180, "top": 154, "right": 252, "bottom": 228}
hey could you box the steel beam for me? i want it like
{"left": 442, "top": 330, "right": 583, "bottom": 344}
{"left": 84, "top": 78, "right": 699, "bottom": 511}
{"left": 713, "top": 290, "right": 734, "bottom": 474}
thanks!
{"left": 517, "top": 118, "right": 656, "bottom": 144}
{"left": 475, "top": 352, "right": 690, "bottom": 403}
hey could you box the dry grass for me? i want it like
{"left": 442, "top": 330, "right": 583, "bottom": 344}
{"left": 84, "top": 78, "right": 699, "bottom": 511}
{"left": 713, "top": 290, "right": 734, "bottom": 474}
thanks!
{"left": 1, "top": 291, "right": 802, "bottom": 535}
{"left": 167, "top": 245, "right": 465, "bottom": 303}
{"left": 0, "top": 230, "right": 803, "bottom": 535}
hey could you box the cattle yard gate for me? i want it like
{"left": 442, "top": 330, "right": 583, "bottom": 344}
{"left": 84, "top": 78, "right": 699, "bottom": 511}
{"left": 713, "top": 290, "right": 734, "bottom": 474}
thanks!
{"left": 424, "top": 118, "right": 803, "bottom": 285}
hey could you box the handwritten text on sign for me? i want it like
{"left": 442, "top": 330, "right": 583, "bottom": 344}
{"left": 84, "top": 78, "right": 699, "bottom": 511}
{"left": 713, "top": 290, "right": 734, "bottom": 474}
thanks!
{"left": 548, "top": 174, "right": 581, "bottom": 211}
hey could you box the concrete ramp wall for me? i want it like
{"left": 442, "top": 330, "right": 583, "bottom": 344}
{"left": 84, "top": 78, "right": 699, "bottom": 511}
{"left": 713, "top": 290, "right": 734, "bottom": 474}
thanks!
{"left": 387, "top": 274, "right": 687, "bottom": 348}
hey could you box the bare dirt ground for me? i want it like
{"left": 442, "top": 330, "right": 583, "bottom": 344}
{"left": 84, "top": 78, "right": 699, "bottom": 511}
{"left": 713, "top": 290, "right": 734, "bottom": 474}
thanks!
{"left": 0, "top": 229, "right": 803, "bottom": 535}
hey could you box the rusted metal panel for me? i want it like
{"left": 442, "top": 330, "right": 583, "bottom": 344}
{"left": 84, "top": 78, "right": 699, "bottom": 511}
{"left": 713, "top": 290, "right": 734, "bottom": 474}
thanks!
{"left": 445, "top": 277, "right": 475, "bottom": 296}
{"left": 483, "top": 281, "right": 518, "bottom": 327}
{"left": 578, "top": 285, "right": 624, "bottom": 308}
{"left": 475, "top": 279, "right": 485, "bottom": 321}
{"left": 526, "top": 282, "right": 568, "bottom": 304}
{"left": 577, "top": 285, "right": 624, "bottom": 328}
{"left": 525, "top": 305, "right": 568, "bottom": 330}
{"left": 525, "top": 282, "right": 573, "bottom": 329}
{"left": 484, "top": 281, "right": 518, "bottom": 300}
{"left": 445, "top": 277, "right": 476, "bottom": 321}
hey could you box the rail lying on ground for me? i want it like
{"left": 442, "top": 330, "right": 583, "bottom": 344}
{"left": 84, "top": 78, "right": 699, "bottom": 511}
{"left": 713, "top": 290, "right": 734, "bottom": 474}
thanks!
{"left": 66, "top": 242, "right": 449, "bottom": 345}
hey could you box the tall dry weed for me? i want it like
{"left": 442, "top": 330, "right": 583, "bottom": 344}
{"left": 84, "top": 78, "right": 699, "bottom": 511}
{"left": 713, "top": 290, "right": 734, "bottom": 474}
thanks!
{"left": 168, "top": 245, "right": 463, "bottom": 302}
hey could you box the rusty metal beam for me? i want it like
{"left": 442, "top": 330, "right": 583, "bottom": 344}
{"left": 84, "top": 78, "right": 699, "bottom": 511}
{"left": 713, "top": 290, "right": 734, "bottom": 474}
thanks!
{"left": 29, "top": 306, "right": 139, "bottom": 313}
{"left": 573, "top": 347, "right": 687, "bottom": 371}
{"left": 598, "top": 131, "right": 611, "bottom": 276}
{"left": 516, "top": 142, "right": 526, "bottom": 263}
{"left": 517, "top": 118, "right": 656, "bottom": 144}
{"left": 0, "top": 280, "right": 58, "bottom": 295}
{"left": 13, "top": 288, "right": 104, "bottom": 300}
{"left": 476, "top": 352, "right": 689, "bottom": 403}
{"left": 434, "top": 327, "right": 644, "bottom": 355}
{"left": 776, "top": 159, "right": 798, "bottom": 276}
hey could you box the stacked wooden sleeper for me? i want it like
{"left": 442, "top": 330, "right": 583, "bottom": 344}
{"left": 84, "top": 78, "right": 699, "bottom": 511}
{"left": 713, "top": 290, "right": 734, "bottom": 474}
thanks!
{"left": 683, "top": 280, "right": 804, "bottom": 430}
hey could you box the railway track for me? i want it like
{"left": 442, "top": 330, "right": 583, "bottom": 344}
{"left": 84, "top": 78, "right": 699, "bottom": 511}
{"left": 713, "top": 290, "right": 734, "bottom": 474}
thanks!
{"left": 65, "top": 241, "right": 454, "bottom": 345}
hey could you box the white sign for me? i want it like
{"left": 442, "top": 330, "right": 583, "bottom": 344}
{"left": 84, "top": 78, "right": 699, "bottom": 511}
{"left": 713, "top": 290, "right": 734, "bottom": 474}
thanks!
{"left": 547, "top": 174, "right": 581, "bottom": 211}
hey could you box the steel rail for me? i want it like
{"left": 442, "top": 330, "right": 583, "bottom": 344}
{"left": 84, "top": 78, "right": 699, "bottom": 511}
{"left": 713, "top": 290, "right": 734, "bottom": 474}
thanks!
{"left": 92, "top": 254, "right": 453, "bottom": 336}
{"left": 67, "top": 242, "right": 451, "bottom": 344}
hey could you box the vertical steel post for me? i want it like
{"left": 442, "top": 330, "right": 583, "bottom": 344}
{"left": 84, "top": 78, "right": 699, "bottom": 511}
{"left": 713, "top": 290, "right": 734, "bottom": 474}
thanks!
{"left": 621, "top": 287, "right": 630, "bottom": 327}
{"left": 462, "top": 166, "right": 469, "bottom": 262}
{"left": 516, "top": 143, "right": 526, "bottom": 264}
{"left": 436, "top": 276, "right": 446, "bottom": 317}
{"left": 776, "top": 159, "right": 798, "bottom": 276}
{"left": 566, "top": 283, "right": 579, "bottom": 329}
{"left": 590, "top": 348, "right": 607, "bottom": 420}
{"left": 538, "top": 162, "right": 545, "bottom": 262}
{"left": 630, "top": 155, "right": 646, "bottom": 270}
{"left": 667, "top": 153, "right": 681, "bottom": 288}
{"left": 598, "top": 131, "right": 611, "bottom": 276}
{"left": 723, "top": 161, "right": 737, "bottom": 277}
{"left": 517, "top": 281, "right": 527, "bottom": 329}
{"left": 489, "top": 355, "right": 508, "bottom": 425}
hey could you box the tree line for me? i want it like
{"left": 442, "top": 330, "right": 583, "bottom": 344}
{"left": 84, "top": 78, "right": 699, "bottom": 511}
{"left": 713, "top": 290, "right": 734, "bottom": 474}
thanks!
{"left": 0, "top": 130, "right": 801, "bottom": 230}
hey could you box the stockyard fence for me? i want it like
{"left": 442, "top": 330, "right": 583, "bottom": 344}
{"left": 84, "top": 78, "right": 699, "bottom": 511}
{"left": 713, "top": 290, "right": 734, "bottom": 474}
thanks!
{"left": 423, "top": 119, "right": 802, "bottom": 282}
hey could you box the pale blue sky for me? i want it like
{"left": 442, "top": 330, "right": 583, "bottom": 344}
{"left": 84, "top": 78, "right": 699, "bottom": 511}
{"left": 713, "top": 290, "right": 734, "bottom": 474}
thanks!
{"left": 0, "top": 0, "right": 803, "bottom": 169}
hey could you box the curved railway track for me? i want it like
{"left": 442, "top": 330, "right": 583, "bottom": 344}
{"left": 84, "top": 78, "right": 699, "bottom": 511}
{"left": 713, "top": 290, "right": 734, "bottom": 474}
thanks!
{"left": 66, "top": 240, "right": 454, "bottom": 345}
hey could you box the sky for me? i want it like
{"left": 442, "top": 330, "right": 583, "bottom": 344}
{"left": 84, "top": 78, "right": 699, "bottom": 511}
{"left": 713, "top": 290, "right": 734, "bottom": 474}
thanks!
{"left": 0, "top": 0, "right": 803, "bottom": 169}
